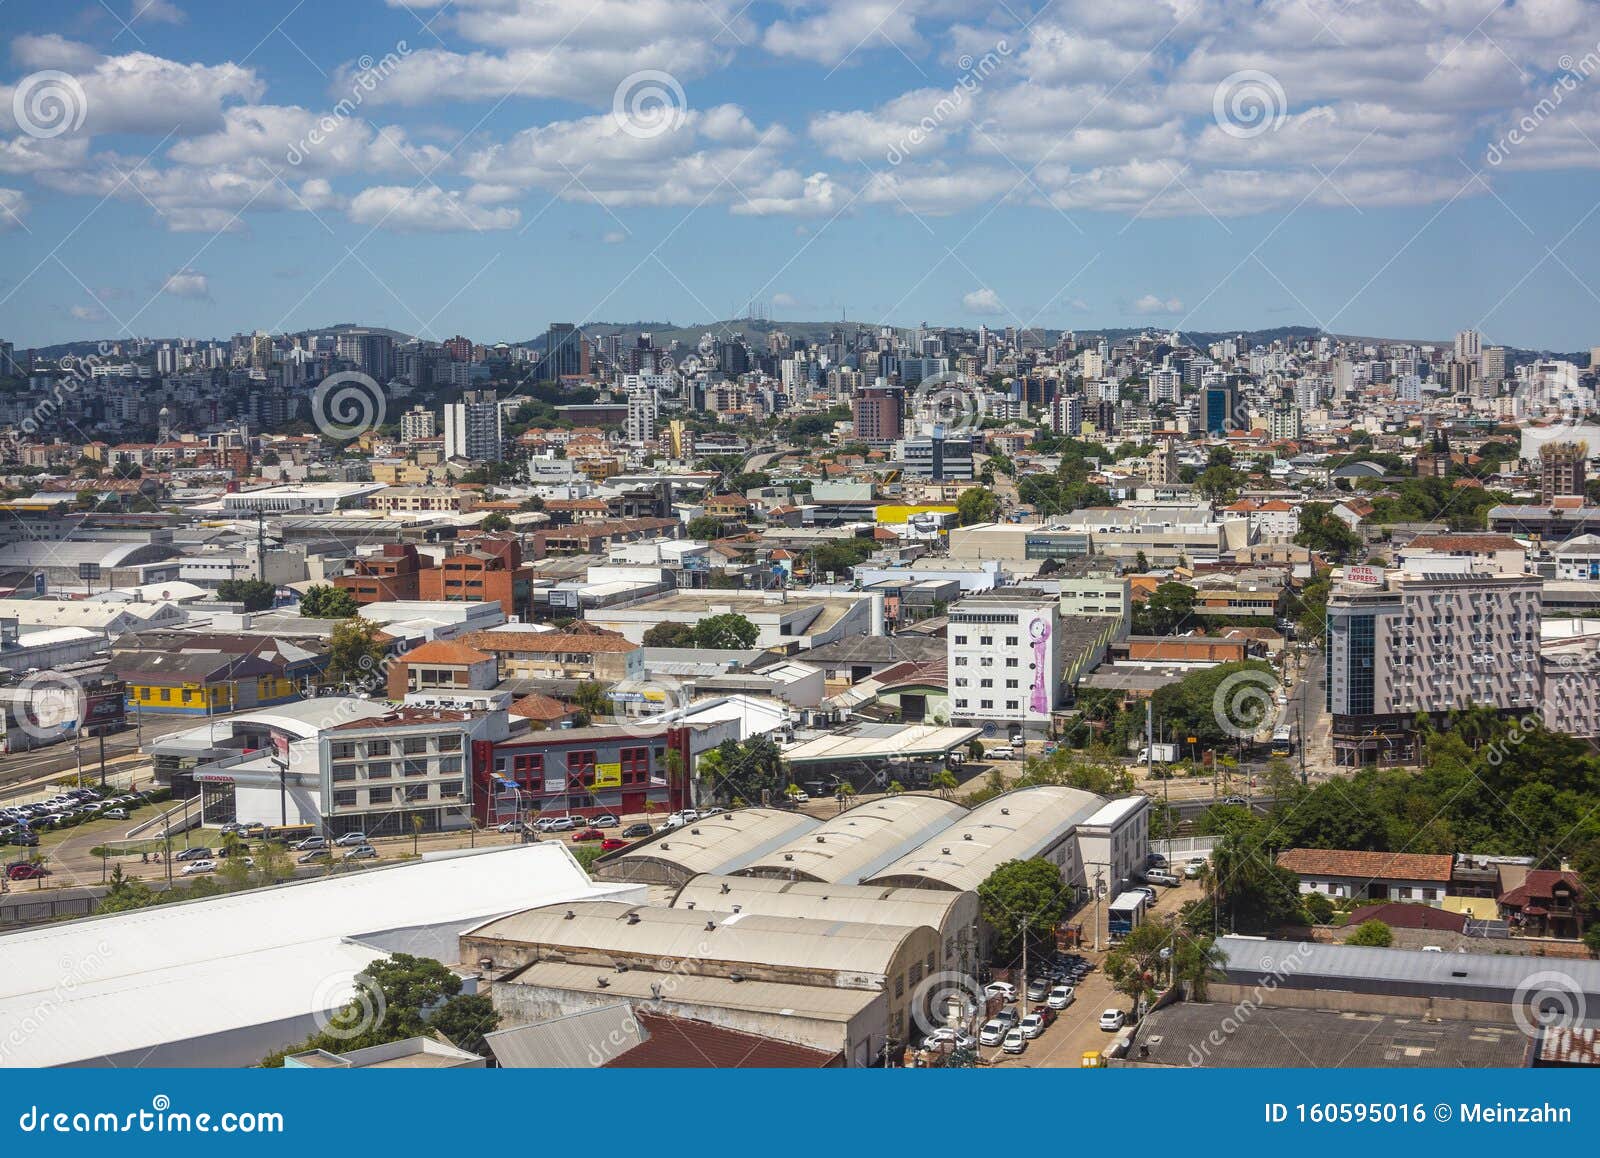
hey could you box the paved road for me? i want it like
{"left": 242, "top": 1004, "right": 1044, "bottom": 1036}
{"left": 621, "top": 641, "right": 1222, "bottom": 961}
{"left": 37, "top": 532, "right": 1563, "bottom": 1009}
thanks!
{"left": 1, "top": 709, "right": 248, "bottom": 794}
{"left": 985, "top": 878, "right": 1205, "bottom": 1069}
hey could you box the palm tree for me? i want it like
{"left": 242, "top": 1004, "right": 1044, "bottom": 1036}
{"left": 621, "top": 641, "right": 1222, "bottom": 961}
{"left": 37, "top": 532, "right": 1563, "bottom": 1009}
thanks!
{"left": 931, "top": 770, "right": 958, "bottom": 799}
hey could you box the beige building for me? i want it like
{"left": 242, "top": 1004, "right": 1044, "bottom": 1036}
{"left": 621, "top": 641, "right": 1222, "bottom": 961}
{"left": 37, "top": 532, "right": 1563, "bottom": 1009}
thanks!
{"left": 462, "top": 901, "right": 938, "bottom": 1063}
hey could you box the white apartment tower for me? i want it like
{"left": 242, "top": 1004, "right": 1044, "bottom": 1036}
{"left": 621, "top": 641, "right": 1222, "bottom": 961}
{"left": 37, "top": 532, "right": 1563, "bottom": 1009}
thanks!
{"left": 443, "top": 389, "right": 503, "bottom": 462}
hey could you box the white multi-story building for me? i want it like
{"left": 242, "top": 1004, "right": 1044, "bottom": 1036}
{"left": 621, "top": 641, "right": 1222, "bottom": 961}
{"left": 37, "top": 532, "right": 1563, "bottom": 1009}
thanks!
{"left": 443, "top": 389, "right": 503, "bottom": 462}
{"left": 947, "top": 592, "right": 1064, "bottom": 731}
{"left": 400, "top": 405, "right": 436, "bottom": 443}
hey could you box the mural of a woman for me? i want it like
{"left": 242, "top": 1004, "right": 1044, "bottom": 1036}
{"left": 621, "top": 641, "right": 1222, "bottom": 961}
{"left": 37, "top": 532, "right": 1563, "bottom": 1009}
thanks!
{"left": 1028, "top": 615, "right": 1051, "bottom": 716}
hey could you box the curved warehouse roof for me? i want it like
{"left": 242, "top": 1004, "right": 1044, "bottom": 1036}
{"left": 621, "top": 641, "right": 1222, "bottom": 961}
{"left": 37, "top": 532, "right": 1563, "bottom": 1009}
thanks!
{"left": 862, "top": 786, "right": 1107, "bottom": 892}
{"left": 466, "top": 900, "right": 931, "bottom": 981}
{"left": 737, "top": 794, "right": 968, "bottom": 884}
{"left": 672, "top": 874, "right": 973, "bottom": 934}
{"left": 592, "top": 807, "right": 820, "bottom": 886}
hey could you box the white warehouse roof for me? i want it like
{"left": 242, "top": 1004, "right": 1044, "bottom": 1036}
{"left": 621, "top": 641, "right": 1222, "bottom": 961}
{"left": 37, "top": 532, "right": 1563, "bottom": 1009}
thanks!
{"left": 0, "top": 843, "right": 639, "bottom": 1068}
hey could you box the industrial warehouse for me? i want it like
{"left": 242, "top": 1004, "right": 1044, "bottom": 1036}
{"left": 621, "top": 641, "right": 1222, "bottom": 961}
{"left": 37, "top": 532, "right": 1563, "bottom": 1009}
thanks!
{"left": 466, "top": 786, "right": 1151, "bottom": 1066}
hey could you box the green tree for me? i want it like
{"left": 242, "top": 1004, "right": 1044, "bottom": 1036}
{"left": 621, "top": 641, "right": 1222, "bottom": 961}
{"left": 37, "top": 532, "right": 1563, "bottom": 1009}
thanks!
{"left": 1105, "top": 918, "right": 1225, "bottom": 1008}
{"left": 96, "top": 864, "right": 156, "bottom": 913}
{"left": 977, "top": 858, "right": 1072, "bottom": 957}
{"left": 301, "top": 584, "right": 360, "bottom": 619}
{"left": 327, "top": 617, "right": 388, "bottom": 687}
{"left": 480, "top": 512, "right": 512, "bottom": 532}
{"left": 642, "top": 621, "right": 697, "bottom": 648}
{"left": 1134, "top": 582, "right": 1196, "bottom": 635}
{"left": 260, "top": 953, "right": 496, "bottom": 1065}
{"left": 426, "top": 992, "right": 500, "bottom": 1057}
{"left": 216, "top": 578, "right": 277, "bottom": 611}
{"left": 686, "top": 516, "right": 725, "bottom": 540}
{"left": 1294, "top": 502, "right": 1362, "bottom": 561}
{"left": 931, "top": 769, "right": 959, "bottom": 798}
{"left": 1346, "top": 919, "right": 1394, "bottom": 947}
{"left": 572, "top": 681, "right": 611, "bottom": 719}
{"left": 693, "top": 612, "right": 759, "bottom": 649}
{"left": 955, "top": 486, "right": 1002, "bottom": 526}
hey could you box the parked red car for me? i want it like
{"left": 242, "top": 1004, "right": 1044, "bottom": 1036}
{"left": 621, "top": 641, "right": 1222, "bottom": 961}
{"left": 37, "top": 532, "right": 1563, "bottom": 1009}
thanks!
{"left": 7, "top": 862, "right": 47, "bottom": 880}
{"left": 571, "top": 827, "right": 606, "bottom": 842}
{"left": 600, "top": 838, "right": 627, "bottom": 852}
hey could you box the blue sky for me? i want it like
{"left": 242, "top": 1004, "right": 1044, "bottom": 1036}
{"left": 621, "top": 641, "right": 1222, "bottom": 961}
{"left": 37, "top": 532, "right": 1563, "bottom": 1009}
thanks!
{"left": 3, "top": 0, "right": 1600, "bottom": 349}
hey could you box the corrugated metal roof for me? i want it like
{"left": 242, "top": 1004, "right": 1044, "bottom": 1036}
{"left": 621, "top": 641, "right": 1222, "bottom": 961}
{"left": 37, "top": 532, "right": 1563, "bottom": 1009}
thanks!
{"left": 862, "top": 786, "right": 1107, "bottom": 892}
{"left": 485, "top": 1003, "right": 644, "bottom": 1068}
{"left": 736, "top": 794, "right": 969, "bottom": 884}
{"left": 673, "top": 873, "right": 971, "bottom": 932}
{"left": 600, "top": 807, "right": 819, "bottom": 880}
{"left": 469, "top": 901, "right": 926, "bottom": 979}
{"left": 782, "top": 724, "right": 983, "bottom": 765}
{"left": 499, "top": 960, "right": 882, "bottom": 1022}
{"left": 1217, "top": 935, "right": 1600, "bottom": 1007}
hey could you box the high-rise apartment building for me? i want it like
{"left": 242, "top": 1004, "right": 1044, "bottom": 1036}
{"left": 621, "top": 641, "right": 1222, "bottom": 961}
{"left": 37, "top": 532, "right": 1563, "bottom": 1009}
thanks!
{"left": 1540, "top": 440, "right": 1589, "bottom": 503}
{"left": 1455, "top": 329, "right": 1482, "bottom": 362}
{"left": 1325, "top": 567, "right": 1542, "bottom": 765}
{"left": 853, "top": 382, "right": 903, "bottom": 446}
{"left": 443, "top": 390, "right": 503, "bottom": 462}
{"left": 400, "top": 405, "right": 437, "bottom": 444}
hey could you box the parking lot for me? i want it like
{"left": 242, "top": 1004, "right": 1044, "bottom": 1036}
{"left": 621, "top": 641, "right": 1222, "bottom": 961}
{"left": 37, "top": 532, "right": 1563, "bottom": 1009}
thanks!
{"left": 975, "top": 874, "right": 1204, "bottom": 1069}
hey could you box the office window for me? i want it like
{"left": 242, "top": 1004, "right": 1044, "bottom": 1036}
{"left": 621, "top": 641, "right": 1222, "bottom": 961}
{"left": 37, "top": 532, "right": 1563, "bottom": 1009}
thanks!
{"left": 332, "top": 789, "right": 358, "bottom": 807}
{"left": 368, "top": 787, "right": 392, "bottom": 804}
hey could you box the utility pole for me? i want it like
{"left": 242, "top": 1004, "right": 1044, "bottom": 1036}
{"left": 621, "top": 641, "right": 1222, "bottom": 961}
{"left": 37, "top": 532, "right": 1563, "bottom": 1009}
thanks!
{"left": 256, "top": 507, "right": 267, "bottom": 582}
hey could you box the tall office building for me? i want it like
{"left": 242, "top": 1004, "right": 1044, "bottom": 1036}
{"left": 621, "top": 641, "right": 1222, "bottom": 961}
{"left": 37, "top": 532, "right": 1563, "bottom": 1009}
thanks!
{"left": 541, "top": 323, "right": 589, "bottom": 381}
{"left": 626, "top": 382, "right": 658, "bottom": 444}
{"left": 1540, "top": 440, "right": 1589, "bottom": 503}
{"left": 443, "top": 390, "right": 503, "bottom": 462}
{"left": 1202, "top": 383, "right": 1238, "bottom": 435}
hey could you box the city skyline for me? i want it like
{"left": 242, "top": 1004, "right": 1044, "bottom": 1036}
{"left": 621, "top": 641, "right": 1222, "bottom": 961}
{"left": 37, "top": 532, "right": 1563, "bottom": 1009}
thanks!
{"left": 3, "top": 1, "right": 1600, "bottom": 348}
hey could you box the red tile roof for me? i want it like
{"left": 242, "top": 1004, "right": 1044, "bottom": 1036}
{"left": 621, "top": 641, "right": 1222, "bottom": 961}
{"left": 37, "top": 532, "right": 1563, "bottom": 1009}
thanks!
{"left": 1499, "top": 869, "right": 1584, "bottom": 908}
{"left": 602, "top": 1012, "right": 840, "bottom": 1068}
{"left": 1276, "top": 848, "right": 1454, "bottom": 882}
{"left": 397, "top": 639, "right": 495, "bottom": 666}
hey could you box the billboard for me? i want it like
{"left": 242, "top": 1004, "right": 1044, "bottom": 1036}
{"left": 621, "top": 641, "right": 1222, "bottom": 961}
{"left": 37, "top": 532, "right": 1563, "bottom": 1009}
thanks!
{"left": 593, "top": 762, "right": 622, "bottom": 789}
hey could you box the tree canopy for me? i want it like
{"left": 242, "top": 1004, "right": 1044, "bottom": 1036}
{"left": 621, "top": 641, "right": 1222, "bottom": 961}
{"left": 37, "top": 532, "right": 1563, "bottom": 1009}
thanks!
{"left": 300, "top": 584, "right": 360, "bottom": 619}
